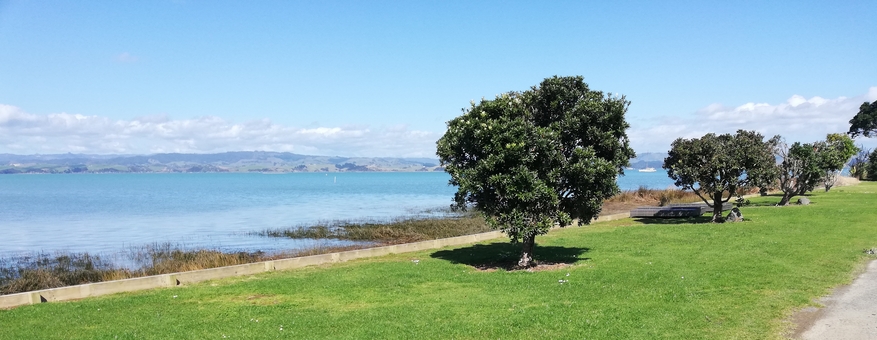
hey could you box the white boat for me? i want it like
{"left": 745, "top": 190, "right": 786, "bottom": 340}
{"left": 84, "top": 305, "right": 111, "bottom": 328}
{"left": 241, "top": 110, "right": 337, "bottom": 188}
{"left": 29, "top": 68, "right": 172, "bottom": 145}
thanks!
{"left": 638, "top": 167, "right": 657, "bottom": 172}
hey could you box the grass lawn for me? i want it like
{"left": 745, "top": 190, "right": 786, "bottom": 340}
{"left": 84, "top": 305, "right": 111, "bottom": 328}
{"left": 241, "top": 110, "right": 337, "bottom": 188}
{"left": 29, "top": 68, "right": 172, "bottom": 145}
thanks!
{"left": 2, "top": 183, "right": 876, "bottom": 339}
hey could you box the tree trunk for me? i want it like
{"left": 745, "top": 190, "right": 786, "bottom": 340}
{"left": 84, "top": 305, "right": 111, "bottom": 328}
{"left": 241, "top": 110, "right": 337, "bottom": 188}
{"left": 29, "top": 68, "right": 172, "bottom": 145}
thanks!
{"left": 824, "top": 171, "right": 838, "bottom": 192}
{"left": 518, "top": 233, "right": 536, "bottom": 268}
{"left": 778, "top": 192, "right": 792, "bottom": 206}
{"left": 710, "top": 192, "right": 723, "bottom": 223}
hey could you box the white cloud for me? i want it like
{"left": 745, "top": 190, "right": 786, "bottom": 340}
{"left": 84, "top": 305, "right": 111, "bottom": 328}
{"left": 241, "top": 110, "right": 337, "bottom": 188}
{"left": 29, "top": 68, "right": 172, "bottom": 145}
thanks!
{"left": 6, "top": 86, "right": 876, "bottom": 158}
{"left": 0, "top": 107, "right": 440, "bottom": 157}
{"left": 629, "top": 86, "right": 877, "bottom": 153}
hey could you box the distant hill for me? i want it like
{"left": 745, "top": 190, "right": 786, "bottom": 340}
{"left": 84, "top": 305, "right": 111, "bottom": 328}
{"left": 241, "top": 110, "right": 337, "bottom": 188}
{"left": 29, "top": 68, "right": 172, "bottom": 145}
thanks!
{"left": 629, "top": 152, "right": 668, "bottom": 169}
{"left": 0, "top": 152, "right": 443, "bottom": 174}
{"left": 0, "top": 150, "right": 669, "bottom": 174}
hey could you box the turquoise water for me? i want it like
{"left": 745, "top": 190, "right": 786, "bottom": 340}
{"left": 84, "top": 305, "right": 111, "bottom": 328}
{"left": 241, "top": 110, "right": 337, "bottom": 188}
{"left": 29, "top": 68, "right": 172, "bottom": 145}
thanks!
{"left": 0, "top": 171, "right": 673, "bottom": 256}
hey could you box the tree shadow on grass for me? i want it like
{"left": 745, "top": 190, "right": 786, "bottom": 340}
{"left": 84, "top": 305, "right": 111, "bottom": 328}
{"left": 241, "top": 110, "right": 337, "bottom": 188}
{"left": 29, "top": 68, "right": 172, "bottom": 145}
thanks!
{"left": 633, "top": 215, "right": 714, "bottom": 225}
{"left": 748, "top": 193, "right": 817, "bottom": 206}
{"left": 430, "top": 242, "right": 589, "bottom": 271}
{"left": 742, "top": 201, "right": 782, "bottom": 207}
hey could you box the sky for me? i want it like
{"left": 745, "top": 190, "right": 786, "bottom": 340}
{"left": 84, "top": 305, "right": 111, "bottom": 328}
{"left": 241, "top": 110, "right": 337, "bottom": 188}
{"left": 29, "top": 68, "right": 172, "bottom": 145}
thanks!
{"left": 1, "top": 1, "right": 875, "bottom": 158}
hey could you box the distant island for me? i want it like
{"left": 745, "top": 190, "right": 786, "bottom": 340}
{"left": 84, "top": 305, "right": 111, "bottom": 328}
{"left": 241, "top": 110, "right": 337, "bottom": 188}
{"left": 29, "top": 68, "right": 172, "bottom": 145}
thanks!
{"left": 0, "top": 151, "right": 668, "bottom": 174}
{"left": 627, "top": 152, "right": 668, "bottom": 170}
{"left": 0, "top": 151, "right": 444, "bottom": 174}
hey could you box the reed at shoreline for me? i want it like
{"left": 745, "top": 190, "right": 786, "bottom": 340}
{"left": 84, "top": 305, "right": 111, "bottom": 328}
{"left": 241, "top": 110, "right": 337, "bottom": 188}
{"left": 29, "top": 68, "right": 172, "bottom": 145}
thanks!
{"left": 0, "top": 214, "right": 490, "bottom": 295}
{"left": 255, "top": 213, "right": 491, "bottom": 244}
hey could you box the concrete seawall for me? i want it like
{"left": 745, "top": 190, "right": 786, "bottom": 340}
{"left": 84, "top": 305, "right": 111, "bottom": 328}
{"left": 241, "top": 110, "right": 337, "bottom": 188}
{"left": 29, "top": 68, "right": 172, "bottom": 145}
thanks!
{"left": 0, "top": 212, "right": 629, "bottom": 309}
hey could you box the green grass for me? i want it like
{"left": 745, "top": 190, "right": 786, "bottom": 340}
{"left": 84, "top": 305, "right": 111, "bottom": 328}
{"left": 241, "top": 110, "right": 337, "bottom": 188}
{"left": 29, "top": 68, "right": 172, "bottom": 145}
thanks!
{"left": 2, "top": 184, "right": 876, "bottom": 339}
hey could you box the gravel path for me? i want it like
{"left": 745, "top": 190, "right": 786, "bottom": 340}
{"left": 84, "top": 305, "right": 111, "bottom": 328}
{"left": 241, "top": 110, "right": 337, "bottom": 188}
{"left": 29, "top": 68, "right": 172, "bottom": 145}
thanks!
{"left": 795, "top": 259, "right": 877, "bottom": 340}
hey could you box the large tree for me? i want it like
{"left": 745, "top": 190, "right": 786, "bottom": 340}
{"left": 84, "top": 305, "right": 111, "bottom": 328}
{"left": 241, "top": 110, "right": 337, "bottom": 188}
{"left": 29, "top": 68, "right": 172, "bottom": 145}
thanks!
{"left": 436, "top": 76, "right": 635, "bottom": 267}
{"left": 663, "top": 131, "right": 779, "bottom": 222}
{"left": 848, "top": 101, "right": 877, "bottom": 138}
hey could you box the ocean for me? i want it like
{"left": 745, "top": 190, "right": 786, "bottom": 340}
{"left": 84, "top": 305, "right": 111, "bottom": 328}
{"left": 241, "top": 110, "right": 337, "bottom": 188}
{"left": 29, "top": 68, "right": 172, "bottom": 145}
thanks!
{"left": 0, "top": 170, "right": 674, "bottom": 256}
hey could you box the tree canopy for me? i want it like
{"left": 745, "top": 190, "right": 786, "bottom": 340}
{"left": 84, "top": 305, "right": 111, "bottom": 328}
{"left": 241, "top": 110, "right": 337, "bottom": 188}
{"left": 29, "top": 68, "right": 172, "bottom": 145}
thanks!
{"left": 821, "top": 133, "right": 858, "bottom": 191}
{"left": 867, "top": 149, "right": 877, "bottom": 181}
{"left": 775, "top": 134, "right": 857, "bottom": 205}
{"left": 823, "top": 133, "right": 858, "bottom": 169}
{"left": 436, "top": 76, "right": 635, "bottom": 267}
{"left": 848, "top": 101, "right": 877, "bottom": 138}
{"left": 775, "top": 140, "right": 825, "bottom": 205}
{"left": 663, "top": 130, "right": 778, "bottom": 222}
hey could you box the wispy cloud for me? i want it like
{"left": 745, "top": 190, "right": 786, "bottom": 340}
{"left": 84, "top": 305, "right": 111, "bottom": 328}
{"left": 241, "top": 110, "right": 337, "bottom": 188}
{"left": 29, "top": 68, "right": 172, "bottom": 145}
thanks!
{"left": 115, "top": 52, "right": 139, "bottom": 63}
{"left": 629, "top": 86, "right": 877, "bottom": 153}
{"left": 4, "top": 87, "right": 875, "bottom": 157}
{"left": 0, "top": 105, "right": 440, "bottom": 157}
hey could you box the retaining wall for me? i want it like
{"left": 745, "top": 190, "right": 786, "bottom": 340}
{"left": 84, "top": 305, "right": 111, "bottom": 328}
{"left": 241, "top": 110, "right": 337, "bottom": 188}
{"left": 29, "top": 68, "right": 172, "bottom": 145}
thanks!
{"left": 0, "top": 212, "right": 629, "bottom": 309}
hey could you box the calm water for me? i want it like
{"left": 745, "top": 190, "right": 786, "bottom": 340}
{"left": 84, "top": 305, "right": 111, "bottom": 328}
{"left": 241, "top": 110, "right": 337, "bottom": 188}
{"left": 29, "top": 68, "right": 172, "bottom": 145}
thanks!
{"left": 0, "top": 171, "right": 673, "bottom": 257}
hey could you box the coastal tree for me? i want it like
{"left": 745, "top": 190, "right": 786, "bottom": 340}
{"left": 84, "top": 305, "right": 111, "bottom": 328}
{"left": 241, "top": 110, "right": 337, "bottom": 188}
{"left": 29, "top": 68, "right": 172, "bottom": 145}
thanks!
{"left": 436, "top": 76, "right": 635, "bottom": 267}
{"left": 848, "top": 101, "right": 877, "bottom": 138}
{"left": 821, "top": 133, "right": 858, "bottom": 191}
{"left": 775, "top": 139, "right": 825, "bottom": 205}
{"left": 868, "top": 149, "right": 877, "bottom": 181}
{"left": 775, "top": 134, "right": 857, "bottom": 204}
{"left": 663, "top": 131, "right": 779, "bottom": 222}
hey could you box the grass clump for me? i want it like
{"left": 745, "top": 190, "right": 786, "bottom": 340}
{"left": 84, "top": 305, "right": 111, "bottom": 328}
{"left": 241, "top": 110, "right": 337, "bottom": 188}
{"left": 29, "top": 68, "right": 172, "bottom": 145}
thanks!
{"left": 0, "top": 247, "right": 269, "bottom": 295}
{"left": 0, "top": 253, "right": 119, "bottom": 295}
{"left": 135, "top": 246, "right": 265, "bottom": 276}
{"left": 605, "top": 186, "right": 702, "bottom": 206}
{"left": 258, "top": 213, "right": 492, "bottom": 244}
{"left": 0, "top": 243, "right": 384, "bottom": 295}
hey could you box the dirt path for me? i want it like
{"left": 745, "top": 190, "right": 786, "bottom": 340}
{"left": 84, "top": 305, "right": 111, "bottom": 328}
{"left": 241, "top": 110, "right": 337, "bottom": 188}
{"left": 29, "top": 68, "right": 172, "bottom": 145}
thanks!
{"left": 793, "top": 259, "right": 877, "bottom": 339}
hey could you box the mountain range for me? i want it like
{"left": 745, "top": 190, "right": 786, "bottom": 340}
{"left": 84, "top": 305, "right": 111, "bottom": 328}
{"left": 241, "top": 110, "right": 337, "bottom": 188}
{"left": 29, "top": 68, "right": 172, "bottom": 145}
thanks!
{"left": 0, "top": 151, "right": 669, "bottom": 174}
{"left": 0, "top": 152, "right": 442, "bottom": 174}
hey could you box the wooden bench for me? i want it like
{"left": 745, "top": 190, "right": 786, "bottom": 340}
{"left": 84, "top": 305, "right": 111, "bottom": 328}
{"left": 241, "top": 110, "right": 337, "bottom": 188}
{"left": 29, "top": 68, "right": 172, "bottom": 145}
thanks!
{"left": 629, "top": 206, "right": 703, "bottom": 218}
{"left": 630, "top": 202, "right": 733, "bottom": 218}
{"left": 666, "top": 202, "right": 733, "bottom": 215}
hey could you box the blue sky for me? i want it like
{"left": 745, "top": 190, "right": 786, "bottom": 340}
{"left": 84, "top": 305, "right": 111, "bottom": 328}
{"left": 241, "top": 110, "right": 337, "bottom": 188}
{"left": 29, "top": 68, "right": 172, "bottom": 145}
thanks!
{"left": 1, "top": 1, "right": 875, "bottom": 157}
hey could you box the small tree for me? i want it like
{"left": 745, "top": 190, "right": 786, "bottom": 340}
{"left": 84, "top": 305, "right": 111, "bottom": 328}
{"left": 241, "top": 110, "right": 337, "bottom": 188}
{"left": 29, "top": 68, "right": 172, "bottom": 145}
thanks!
{"left": 776, "top": 140, "right": 825, "bottom": 205}
{"left": 663, "top": 130, "right": 778, "bottom": 222}
{"left": 849, "top": 146, "right": 871, "bottom": 180}
{"left": 822, "top": 169, "right": 840, "bottom": 192}
{"left": 848, "top": 101, "right": 877, "bottom": 138}
{"left": 436, "top": 76, "right": 635, "bottom": 267}
{"left": 776, "top": 134, "right": 857, "bottom": 204}
{"left": 821, "top": 133, "right": 858, "bottom": 191}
